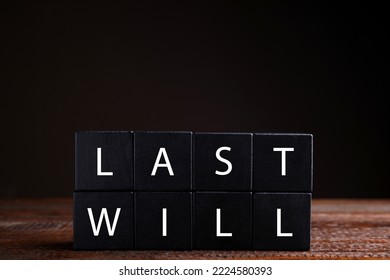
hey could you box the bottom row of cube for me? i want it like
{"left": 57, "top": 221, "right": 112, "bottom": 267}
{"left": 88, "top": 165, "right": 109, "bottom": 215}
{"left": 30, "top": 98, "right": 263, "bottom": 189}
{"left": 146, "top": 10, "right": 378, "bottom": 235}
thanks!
{"left": 74, "top": 192, "right": 311, "bottom": 250}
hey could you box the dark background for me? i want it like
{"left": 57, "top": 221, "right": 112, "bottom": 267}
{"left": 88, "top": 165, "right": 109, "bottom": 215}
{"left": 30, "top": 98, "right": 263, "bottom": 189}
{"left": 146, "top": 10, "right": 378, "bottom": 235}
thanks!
{"left": 1, "top": 2, "right": 388, "bottom": 198}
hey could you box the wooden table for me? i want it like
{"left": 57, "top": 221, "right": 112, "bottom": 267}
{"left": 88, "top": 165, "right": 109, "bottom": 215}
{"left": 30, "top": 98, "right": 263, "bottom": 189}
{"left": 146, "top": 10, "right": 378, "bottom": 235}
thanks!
{"left": 0, "top": 199, "right": 389, "bottom": 259}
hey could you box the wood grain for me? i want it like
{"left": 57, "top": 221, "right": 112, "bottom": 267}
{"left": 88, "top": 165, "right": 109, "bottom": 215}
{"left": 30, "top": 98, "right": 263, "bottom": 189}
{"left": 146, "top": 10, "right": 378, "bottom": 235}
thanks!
{"left": 0, "top": 198, "right": 389, "bottom": 259}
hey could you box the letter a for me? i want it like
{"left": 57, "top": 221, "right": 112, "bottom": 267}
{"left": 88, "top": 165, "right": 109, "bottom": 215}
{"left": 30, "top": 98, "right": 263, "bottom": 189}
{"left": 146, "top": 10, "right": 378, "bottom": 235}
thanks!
{"left": 151, "top": 148, "right": 174, "bottom": 176}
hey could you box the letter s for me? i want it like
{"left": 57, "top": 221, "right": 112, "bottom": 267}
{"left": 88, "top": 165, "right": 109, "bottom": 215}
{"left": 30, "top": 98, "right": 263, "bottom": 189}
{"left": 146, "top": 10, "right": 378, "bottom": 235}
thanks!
{"left": 215, "top": 146, "right": 232, "bottom": 176}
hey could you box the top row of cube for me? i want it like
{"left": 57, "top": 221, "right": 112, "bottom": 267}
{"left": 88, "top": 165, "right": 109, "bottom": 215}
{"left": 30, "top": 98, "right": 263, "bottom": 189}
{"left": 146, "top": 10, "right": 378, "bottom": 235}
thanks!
{"left": 75, "top": 132, "right": 312, "bottom": 192}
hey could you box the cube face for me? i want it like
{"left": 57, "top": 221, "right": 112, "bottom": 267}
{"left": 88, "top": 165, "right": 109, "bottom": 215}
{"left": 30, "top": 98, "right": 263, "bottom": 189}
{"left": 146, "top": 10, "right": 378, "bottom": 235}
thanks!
{"left": 134, "top": 192, "right": 192, "bottom": 250}
{"left": 134, "top": 132, "right": 192, "bottom": 191}
{"left": 73, "top": 192, "right": 134, "bottom": 250}
{"left": 253, "top": 134, "right": 312, "bottom": 192}
{"left": 253, "top": 193, "right": 311, "bottom": 250}
{"left": 193, "top": 133, "right": 252, "bottom": 191}
{"left": 193, "top": 192, "right": 252, "bottom": 250}
{"left": 75, "top": 131, "right": 133, "bottom": 191}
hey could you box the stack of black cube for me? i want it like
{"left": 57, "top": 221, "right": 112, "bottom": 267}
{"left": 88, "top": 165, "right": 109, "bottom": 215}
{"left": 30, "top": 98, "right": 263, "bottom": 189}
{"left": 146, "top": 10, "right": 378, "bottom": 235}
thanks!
{"left": 74, "top": 131, "right": 312, "bottom": 250}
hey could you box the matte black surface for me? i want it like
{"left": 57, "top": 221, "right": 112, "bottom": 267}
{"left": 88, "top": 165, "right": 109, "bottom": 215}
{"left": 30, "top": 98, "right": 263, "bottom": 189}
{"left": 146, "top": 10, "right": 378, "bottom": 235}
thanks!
{"left": 194, "top": 192, "right": 252, "bottom": 250}
{"left": 75, "top": 131, "right": 133, "bottom": 191}
{"left": 253, "top": 134, "right": 312, "bottom": 192}
{"left": 253, "top": 193, "right": 311, "bottom": 250}
{"left": 134, "top": 131, "right": 192, "bottom": 191}
{"left": 194, "top": 133, "right": 252, "bottom": 191}
{"left": 73, "top": 192, "right": 134, "bottom": 250}
{"left": 134, "top": 192, "right": 192, "bottom": 250}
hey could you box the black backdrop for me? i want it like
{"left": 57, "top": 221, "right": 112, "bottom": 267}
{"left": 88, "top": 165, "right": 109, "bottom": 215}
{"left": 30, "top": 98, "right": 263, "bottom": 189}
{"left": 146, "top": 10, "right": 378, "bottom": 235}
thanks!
{"left": 2, "top": 2, "right": 388, "bottom": 198}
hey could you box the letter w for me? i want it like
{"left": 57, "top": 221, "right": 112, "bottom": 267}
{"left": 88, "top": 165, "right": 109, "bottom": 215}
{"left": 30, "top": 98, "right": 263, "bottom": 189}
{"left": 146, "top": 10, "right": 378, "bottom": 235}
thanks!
{"left": 87, "top": 208, "right": 121, "bottom": 236}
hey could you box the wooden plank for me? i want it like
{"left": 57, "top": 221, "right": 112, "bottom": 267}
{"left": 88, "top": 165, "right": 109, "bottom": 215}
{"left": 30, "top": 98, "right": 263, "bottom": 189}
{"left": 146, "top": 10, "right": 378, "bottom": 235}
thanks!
{"left": 0, "top": 198, "right": 389, "bottom": 259}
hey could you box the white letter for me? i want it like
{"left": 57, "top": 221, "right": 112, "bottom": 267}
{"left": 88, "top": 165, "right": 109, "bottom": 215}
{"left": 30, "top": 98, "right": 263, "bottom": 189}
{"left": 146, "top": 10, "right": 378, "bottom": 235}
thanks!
{"left": 216, "top": 208, "right": 232, "bottom": 237}
{"left": 215, "top": 147, "right": 232, "bottom": 175}
{"left": 87, "top": 208, "right": 121, "bottom": 236}
{"left": 277, "top": 208, "right": 293, "bottom": 237}
{"left": 151, "top": 148, "right": 174, "bottom": 176}
{"left": 162, "top": 208, "right": 167, "bottom": 237}
{"left": 273, "top": 147, "right": 294, "bottom": 176}
{"left": 97, "top": 147, "right": 113, "bottom": 176}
